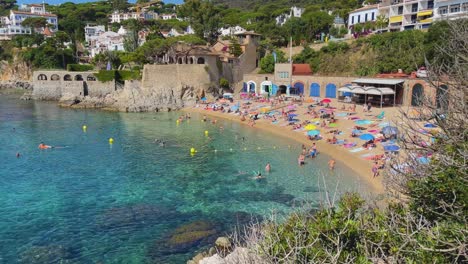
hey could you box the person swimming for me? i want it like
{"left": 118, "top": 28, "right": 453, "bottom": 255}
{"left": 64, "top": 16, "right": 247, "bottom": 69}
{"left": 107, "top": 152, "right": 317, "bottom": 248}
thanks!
{"left": 38, "top": 142, "right": 52, "bottom": 149}
{"left": 254, "top": 171, "right": 264, "bottom": 179}
{"left": 159, "top": 141, "right": 165, "bottom": 147}
{"left": 265, "top": 162, "right": 271, "bottom": 173}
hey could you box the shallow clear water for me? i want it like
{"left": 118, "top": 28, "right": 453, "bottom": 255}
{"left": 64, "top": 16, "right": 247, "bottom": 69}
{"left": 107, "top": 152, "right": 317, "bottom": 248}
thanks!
{"left": 0, "top": 97, "right": 368, "bottom": 263}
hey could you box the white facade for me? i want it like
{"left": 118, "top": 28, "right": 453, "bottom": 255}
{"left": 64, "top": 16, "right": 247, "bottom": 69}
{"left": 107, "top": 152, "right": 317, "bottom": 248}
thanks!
{"left": 348, "top": 5, "right": 378, "bottom": 28}
{"left": 433, "top": 0, "right": 468, "bottom": 21}
{"left": 110, "top": 11, "right": 157, "bottom": 23}
{"left": 84, "top": 25, "right": 106, "bottom": 43}
{"left": 275, "top": 6, "right": 305, "bottom": 26}
{"left": 219, "top": 26, "right": 246, "bottom": 36}
{"left": 88, "top": 31, "right": 125, "bottom": 57}
{"left": 0, "top": 4, "right": 57, "bottom": 38}
{"left": 161, "top": 13, "right": 177, "bottom": 20}
{"left": 378, "top": 0, "right": 435, "bottom": 31}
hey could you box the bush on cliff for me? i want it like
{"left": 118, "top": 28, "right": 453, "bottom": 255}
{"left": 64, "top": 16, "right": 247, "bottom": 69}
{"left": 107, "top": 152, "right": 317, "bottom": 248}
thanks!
{"left": 95, "top": 70, "right": 141, "bottom": 83}
{"left": 66, "top": 64, "right": 94, "bottom": 72}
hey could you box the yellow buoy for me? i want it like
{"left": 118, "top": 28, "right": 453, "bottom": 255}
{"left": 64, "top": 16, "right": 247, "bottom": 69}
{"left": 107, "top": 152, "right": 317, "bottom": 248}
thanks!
{"left": 109, "top": 138, "right": 114, "bottom": 144}
{"left": 204, "top": 130, "right": 209, "bottom": 136}
{"left": 82, "top": 125, "right": 87, "bottom": 131}
{"left": 190, "top": 147, "right": 196, "bottom": 154}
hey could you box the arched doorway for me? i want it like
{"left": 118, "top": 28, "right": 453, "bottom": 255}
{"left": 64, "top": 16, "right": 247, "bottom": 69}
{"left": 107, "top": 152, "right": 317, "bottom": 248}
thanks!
{"left": 37, "top": 74, "right": 47, "bottom": 81}
{"left": 291, "top": 82, "right": 304, "bottom": 95}
{"left": 197, "top": 57, "right": 205, "bottom": 64}
{"left": 87, "top": 75, "right": 96, "bottom": 81}
{"left": 178, "top": 57, "right": 183, "bottom": 64}
{"left": 247, "top": 81, "right": 256, "bottom": 94}
{"left": 64, "top": 74, "right": 72, "bottom": 81}
{"left": 189, "top": 57, "right": 194, "bottom": 64}
{"left": 436, "top": 85, "right": 448, "bottom": 110}
{"left": 325, "top": 83, "right": 337, "bottom": 98}
{"left": 51, "top": 74, "right": 60, "bottom": 81}
{"left": 261, "top": 81, "right": 272, "bottom": 94}
{"left": 310, "top": 83, "right": 320, "bottom": 97}
{"left": 75, "top": 75, "right": 83, "bottom": 81}
{"left": 411, "top": 84, "right": 424, "bottom": 106}
{"left": 279, "top": 85, "right": 287, "bottom": 94}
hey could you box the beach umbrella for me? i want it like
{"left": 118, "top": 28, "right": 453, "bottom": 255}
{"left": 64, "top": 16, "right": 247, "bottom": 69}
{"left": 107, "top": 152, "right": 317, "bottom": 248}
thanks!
{"left": 201, "top": 97, "right": 207, "bottom": 101}
{"left": 352, "top": 129, "right": 362, "bottom": 134}
{"left": 359, "top": 133, "right": 374, "bottom": 141}
{"left": 424, "top": 123, "right": 437, "bottom": 128}
{"left": 328, "top": 123, "right": 338, "bottom": 128}
{"left": 305, "top": 124, "right": 317, "bottom": 130}
{"left": 307, "top": 130, "right": 320, "bottom": 136}
{"left": 382, "top": 126, "right": 398, "bottom": 136}
{"left": 384, "top": 145, "right": 400, "bottom": 152}
{"left": 288, "top": 113, "right": 298, "bottom": 117}
{"left": 321, "top": 98, "right": 332, "bottom": 103}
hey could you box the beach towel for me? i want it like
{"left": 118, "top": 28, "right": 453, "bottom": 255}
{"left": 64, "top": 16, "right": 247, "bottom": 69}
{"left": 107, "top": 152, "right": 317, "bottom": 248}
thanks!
{"left": 361, "top": 153, "right": 374, "bottom": 158}
{"left": 368, "top": 129, "right": 379, "bottom": 134}
{"left": 344, "top": 143, "right": 357, "bottom": 148}
{"left": 336, "top": 113, "right": 348, "bottom": 117}
{"left": 349, "top": 147, "right": 365, "bottom": 153}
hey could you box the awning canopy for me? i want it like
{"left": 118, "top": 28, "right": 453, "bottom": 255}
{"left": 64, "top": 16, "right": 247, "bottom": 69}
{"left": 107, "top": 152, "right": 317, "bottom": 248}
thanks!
{"left": 417, "top": 10, "right": 433, "bottom": 17}
{"left": 389, "top": 15, "right": 403, "bottom": 23}
{"left": 338, "top": 85, "right": 395, "bottom": 95}
{"left": 353, "top": 78, "right": 405, "bottom": 85}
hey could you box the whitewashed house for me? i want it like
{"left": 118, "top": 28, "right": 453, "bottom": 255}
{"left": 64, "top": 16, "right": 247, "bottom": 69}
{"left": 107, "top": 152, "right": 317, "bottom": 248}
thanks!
{"left": 275, "top": 6, "right": 305, "bottom": 26}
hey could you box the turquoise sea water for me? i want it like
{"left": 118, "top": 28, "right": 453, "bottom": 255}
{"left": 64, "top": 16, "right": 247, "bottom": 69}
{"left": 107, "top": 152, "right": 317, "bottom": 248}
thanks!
{"left": 0, "top": 97, "right": 368, "bottom": 263}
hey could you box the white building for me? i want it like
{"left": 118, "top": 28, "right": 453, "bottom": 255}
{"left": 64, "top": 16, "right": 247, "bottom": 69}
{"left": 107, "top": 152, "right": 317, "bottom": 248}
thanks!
{"left": 0, "top": 3, "right": 57, "bottom": 38}
{"left": 219, "top": 26, "right": 246, "bottom": 36}
{"left": 275, "top": 6, "right": 305, "bottom": 26}
{"left": 84, "top": 24, "right": 106, "bottom": 44}
{"left": 110, "top": 11, "right": 157, "bottom": 23}
{"left": 433, "top": 0, "right": 468, "bottom": 21}
{"left": 88, "top": 31, "right": 125, "bottom": 57}
{"left": 348, "top": 4, "right": 378, "bottom": 29}
{"left": 161, "top": 13, "right": 177, "bottom": 20}
{"left": 378, "top": 0, "right": 434, "bottom": 31}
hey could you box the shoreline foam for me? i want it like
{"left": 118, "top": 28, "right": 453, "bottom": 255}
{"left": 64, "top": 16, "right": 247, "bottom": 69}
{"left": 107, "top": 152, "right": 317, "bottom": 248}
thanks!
{"left": 183, "top": 107, "right": 385, "bottom": 194}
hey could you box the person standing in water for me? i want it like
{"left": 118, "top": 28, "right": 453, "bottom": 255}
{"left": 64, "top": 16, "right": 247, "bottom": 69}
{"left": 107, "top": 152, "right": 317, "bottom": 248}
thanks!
{"left": 328, "top": 159, "right": 336, "bottom": 170}
{"left": 265, "top": 162, "right": 271, "bottom": 173}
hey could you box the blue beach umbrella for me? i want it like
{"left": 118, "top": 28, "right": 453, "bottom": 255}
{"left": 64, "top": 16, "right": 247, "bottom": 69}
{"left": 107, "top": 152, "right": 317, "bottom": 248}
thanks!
{"left": 424, "top": 123, "right": 437, "bottom": 128}
{"left": 359, "top": 133, "right": 375, "bottom": 141}
{"left": 382, "top": 126, "right": 398, "bottom": 136}
{"left": 384, "top": 145, "right": 400, "bottom": 152}
{"left": 201, "top": 97, "right": 207, "bottom": 101}
{"left": 288, "top": 113, "right": 298, "bottom": 117}
{"left": 352, "top": 129, "right": 362, "bottom": 134}
{"left": 307, "top": 130, "right": 320, "bottom": 136}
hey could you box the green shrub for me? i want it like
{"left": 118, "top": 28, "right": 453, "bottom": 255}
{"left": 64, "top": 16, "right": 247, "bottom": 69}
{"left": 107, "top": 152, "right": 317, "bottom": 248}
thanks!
{"left": 95, "top": 70, "right": 141, "bottom": 82}
{"left": 67, "top": 64, "right": 94, "bottom": 72}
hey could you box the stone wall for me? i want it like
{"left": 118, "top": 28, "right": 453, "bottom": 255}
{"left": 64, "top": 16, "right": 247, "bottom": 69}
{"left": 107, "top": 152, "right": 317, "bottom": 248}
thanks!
{"left": 32, "top": 70, "right": 116, "bottom": 100}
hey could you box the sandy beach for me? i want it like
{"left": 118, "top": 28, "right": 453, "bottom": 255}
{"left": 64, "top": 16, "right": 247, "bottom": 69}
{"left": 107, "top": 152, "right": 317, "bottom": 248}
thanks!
{"left": 182, "top": 99, "right": 406, "bottom": 194}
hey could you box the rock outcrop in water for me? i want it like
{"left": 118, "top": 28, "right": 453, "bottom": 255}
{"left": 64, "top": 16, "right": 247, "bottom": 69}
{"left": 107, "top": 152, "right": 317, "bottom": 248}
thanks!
{"left": 19, "top": 245, "right": 77, "bottom": 264}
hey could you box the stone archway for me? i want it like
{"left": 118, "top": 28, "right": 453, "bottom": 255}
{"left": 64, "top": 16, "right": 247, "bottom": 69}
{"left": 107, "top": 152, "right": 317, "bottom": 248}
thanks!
{"left": 178, "top": 57, "right": 183, "bottom": 64}
{"left": 51, "top": 74, "right": 60, "bottom": 81}
{"left": 291, "top": 82, "right": 304, "bottom": 95}
{"left": 37, "top": 74, "right": 47, "bottom": 81}
{"left": 189, "top": 57, "right": 194, "bottom": 64}
{"left": 87, "top": 75, "right": 96, "bottom": 81}
{"left": 197, "top": 57, "right": 205, "bottom": 64}
{"left": 75, "top": 75, "right": 83, "bottom": 81}
{"left": 411, "top": 83, "right": 424, "bottom": 106}
{"left": 279, "top": 85, "right": 287, "bottom": 94}
{"left": 310, "top": 83, "right": 320, "bottom": 97}
{"left": 64, "top": 74, "right": 72, "bottom": 81}
{"left": 247, "top": 81, "right": 256, "bottom": 94}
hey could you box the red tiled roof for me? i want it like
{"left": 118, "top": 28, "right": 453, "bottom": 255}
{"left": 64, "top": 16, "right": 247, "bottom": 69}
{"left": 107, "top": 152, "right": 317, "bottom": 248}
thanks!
{"left": 43, "top": 26, "right": 53, "bottom": 36}
{"left": 375, "top": 73, "right": 409, "bottom": 78}
{"left": 292, "top": 64, "right": 312, "bottom": 75}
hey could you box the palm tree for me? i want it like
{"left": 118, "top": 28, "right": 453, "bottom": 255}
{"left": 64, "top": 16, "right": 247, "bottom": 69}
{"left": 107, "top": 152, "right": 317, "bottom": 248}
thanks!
{"left": 375, "top": 15, "right": 389, "bottom": 32}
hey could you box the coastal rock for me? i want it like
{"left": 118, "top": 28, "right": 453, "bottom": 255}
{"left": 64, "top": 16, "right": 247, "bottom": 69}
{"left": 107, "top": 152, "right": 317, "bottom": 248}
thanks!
{"left": 215, "top": 237, "right": 232, "bottom": 257}
{"left": 19, "top": 245, "right": 76, "bottom": 264}
{"left": 198, "top": 247, "right": 267, "bottom": 264}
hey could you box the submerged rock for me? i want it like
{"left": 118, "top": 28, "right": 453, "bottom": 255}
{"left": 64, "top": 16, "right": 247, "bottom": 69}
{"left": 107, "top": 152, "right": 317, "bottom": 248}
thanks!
{"left": 149, "top": 220, "right": 221, "bottom": 258}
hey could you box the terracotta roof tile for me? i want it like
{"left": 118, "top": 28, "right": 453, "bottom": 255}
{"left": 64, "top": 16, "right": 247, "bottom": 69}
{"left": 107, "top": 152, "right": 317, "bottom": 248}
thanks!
{"left": 292, "top": 64, "right": 312, "bottom": 75}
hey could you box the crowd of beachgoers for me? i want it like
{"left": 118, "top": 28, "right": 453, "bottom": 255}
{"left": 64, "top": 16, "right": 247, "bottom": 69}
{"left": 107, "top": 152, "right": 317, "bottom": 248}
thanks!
{"left": 187, "top": 94, "right": 436, "bottom": 183}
